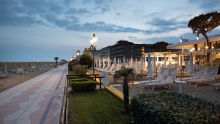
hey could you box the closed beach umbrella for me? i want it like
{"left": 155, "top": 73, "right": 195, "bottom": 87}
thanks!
{"left": 98, "top": 58, "right": 100, "bottom": 67}
{"left": 107, "top": 57, "right": 110, "bottom": 68}
{"left": 117, "top": 58, "right": 120, "bottom": 70}
{"left": 123, "top": 56, "right": 125, "bottom": 67}
{"left": 189, "top": 52, "right": 194, "bottom": 74}
{"left": 180, "top": 55, "right": 182, "bottom": 69}
{"left": 153, "top": 55, "right": 156, "bottom": 72}
{"left": 114, "top": 57, "right": 116, "bottom": 71}
{"left": 148, "top": 53, "right": 152, "bottom": 78}
{"left": 4, "top": 62, "right": 7, "bottom": 74}
{"left": 140, "top": 57, "right": 143, "bottom": 71}
{"left": 130, "top": 57, "right": 133, "bottom": 68}
{"left": 164, "top": 55, "right": 167, "bottom": 67}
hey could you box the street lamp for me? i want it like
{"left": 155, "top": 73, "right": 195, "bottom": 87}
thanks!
{"left": 91, "top": 34, "right": 97, "bottom": 75}
{"left": 77, "top": 52, "right": 79, "bottom": 60}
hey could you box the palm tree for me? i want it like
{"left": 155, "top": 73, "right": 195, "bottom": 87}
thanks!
{"left": 54, "top": 57, "right": 59, "bottom": 68}
{"left": 118, "top": 67, "right": 136, "bottom": 113}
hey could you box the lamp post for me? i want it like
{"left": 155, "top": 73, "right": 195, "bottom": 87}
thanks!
{"left": 77, "top": 52, "right": 79, "bottom": 60}
{"left": 91, "top": 34, "right": 97, "bottom": 75}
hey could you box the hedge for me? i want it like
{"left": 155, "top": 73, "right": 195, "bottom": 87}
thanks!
{"left": 71, "top": 81, "right": 97, "bottom": 92}
{"left": 72, "top": 78, "right": 90, "bottom": 82}
{"left": 130, "top": 92, "right": 220, "bottom": 124}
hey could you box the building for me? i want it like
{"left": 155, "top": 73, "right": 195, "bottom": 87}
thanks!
{"left": 167, "top": 34, "right": 220, "bottom": 65}
{"left": 110, "top": 40, "right": 134, "bottom": 61}
{"left": 99, "top": 46, "right": 111, "bottom": 59}
{"left": 109, "top": 40, "right": 163, "bottom": 61}
{"left": 76, "top": 50, "right": 80, "bottom": 60}
{"left": 83, "top": 45, "right": 97, "bottom": 55}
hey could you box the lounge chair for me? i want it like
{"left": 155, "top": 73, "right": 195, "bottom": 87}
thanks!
{"left": 0, "top": 73, "right": 12, "bottom": 79}
{"left": 145, "top": 67, "right": 177, "bottom": 91}
{"left": 213, "top": 83, "right": 220, "bottom": 90}
{"left": 146, "top": 75, "right": 176, "bottom": 91}
{"left": 138, "top": 67, "right": 168, "bottom": 84}
{"left": 176, "top": 71, "right": 207, "bottom": 82}
{"left": 187, "top": 72, "right": 217, "bottom": 87}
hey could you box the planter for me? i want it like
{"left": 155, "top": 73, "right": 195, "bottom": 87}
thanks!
{"left": 55, "top": 65, "right": 58, "bottom": 68}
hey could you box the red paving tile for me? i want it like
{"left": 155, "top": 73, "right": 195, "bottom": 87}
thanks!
{"left": 43, "top": 117, "right": 58, "bottom": 124}
{"left": 0, "top": 64, "right": 68, "bottom": 123}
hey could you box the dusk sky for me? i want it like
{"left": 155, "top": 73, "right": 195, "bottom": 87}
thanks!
{"left": 0, "top": 0, "right": 220, "bottom": 62}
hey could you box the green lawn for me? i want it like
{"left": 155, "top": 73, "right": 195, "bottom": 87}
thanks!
{"left": 68, "top": 89, "right": 132, "bottom": 124}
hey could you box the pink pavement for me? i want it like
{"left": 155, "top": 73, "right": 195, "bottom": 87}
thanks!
{"left": 0, "top": 64, "right": 68, "bottom": 124}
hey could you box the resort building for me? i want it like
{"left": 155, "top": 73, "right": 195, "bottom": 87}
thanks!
{"left": 109, "top": 40, "right": 162, "bottom": 61}
{"left": 167, "top": 34, "right": 220, "bottom": 65}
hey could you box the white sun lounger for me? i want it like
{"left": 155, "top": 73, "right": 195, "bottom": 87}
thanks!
{"left": 187, "top": 72, "right": 217, "bottom": 87}
{"left": 146, "top": 75, "right": 176, "bottom": 91}
{"left": 145, "top": 67, "right": 177, "bottom": 91}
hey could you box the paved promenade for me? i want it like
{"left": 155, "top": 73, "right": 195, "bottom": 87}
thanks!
{"left": 0, "top": 64, "right": 67, "bottom": 124}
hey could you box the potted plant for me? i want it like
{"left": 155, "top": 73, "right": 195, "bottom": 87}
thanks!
{"left": 54, "top": 57, "right": 59, "bottom": 68}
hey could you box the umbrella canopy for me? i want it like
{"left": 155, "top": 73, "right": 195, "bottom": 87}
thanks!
{"left": 148, "top": 53, "right": 152, "bottom": 77}
{"left": 189, "top": 52, "right": 194, "bottom": 74}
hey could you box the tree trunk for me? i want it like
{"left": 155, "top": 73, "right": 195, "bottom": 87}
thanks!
{"left": 123, "top": 78, "right": 129, "bottom": 113}
{"left": 202, "top": 33, "right": 210, "bottom": 62}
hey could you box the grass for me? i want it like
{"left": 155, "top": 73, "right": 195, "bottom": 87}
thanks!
{"left": 68, "top": 89, "right": 132, "bottom": 124}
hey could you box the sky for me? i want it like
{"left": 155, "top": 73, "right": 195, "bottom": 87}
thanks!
{"left": 0, "top": 0, "right": 220, "bottom": 62}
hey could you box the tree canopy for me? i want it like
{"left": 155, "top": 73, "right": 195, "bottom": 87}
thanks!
{"left": 153, "top": 41, "right": 169, "bottom": 52}
{"left": 188, "top": 11, "right": 220, "bottom": 62}
{"left": 79, "top": 53, "right": 93, "bottom": 68}
{"left": 188, "top": 11, "right": 220, "bottom": 48}
{"left": 54, "top": 57, "right": 59, "bottom": 61}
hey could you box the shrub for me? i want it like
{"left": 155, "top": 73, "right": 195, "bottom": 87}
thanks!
{"left": 72, "top": 64, "right": 87, "bottom": 75}
{"left": 205, "top": 62, "right": 216, "bottom": 66}
{"left": 130, "top": 92, "right": 220, "bottom": 124}
{"left": 72, "top": 78, "right": 90, "bottom": 82}
{"left": 71, "top": 81, "right": 97, "bottom": 92}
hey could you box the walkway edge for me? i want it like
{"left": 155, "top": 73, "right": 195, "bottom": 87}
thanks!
{"left": 104, "top": 86, "right": 123, "bottom": 101}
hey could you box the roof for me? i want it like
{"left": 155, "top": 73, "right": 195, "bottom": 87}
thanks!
{"left": 167, "top": 35, "right": 220, "bottom": 49}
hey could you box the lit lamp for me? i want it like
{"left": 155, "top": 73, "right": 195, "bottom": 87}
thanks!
{"left": 77, "top": 52, "right": 79, "bottom": 60}
{"left": 90, "top": 34, "right": 97, "bottom": 75}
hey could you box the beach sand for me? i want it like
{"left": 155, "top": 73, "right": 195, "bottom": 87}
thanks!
{"left": 89, "top": 69, "right": 220, "bottom": 104}
{"left": 0, "top": 67, "right": 54, "bottom": 93}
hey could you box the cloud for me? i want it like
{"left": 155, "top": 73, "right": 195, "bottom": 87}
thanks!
{"left": 188, "top": 0, "right": 220, "bottom": 11}
{"left": 116, "top": 13, "right": 120, "bottom": 16}
{"left": 101, "top": 7, "right": 110, "bottom": 14}
{"left": 65, "top": 8, "right": 91, "bottom": 15}
{"left": 147, "top": 18, "right": 176, "bottom": 26}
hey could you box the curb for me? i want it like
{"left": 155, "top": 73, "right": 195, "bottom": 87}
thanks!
{"left": 104, "top": 86, "right": 124, "bottom": 101}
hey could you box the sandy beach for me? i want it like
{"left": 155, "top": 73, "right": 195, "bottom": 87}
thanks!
{"left": 0, "top": 67, "right": 53, "bottom": 93}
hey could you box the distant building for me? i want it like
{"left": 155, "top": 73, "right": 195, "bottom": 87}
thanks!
{"left": 83, "top": 45, "right": 97, "bottom": 55}
{"left": 76, "top": 50, "right": 80, "bottom": 60}
{"left": 99, "top": 46, "right": 111, "bottom": 59}
{"left": 109, "top": 40, "right": 162, "bottom": 61}
{"left": 110, "top": 40, "right": 134, "bottom": 61}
